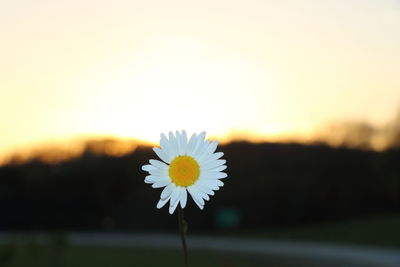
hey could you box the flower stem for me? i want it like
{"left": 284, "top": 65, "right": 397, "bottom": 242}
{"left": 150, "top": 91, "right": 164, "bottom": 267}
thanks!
{"left": 177, "top": 206, "right": 188, "bottom": 267}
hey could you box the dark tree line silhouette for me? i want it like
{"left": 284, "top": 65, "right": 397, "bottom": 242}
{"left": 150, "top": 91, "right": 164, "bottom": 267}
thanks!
{"left": 0, "top": 141, "right": 399, "bottom": 232}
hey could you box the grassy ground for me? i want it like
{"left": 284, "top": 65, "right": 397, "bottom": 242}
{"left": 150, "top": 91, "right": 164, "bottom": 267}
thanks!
{"left": 237, "top": 214, "right": 400, "bottom": 248}
{"left": 0, "top": 214, "right": 398, "bottom": 266}
{"left": 0, "top": 244, "right": 319, "bottom": 267}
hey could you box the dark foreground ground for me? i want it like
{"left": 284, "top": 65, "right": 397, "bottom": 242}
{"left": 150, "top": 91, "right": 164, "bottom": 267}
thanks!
{"left": 1, "top": 215, "right": 399, "bottom": 267}
{"left": 1, "top": 236, "right": 399, "bottom": 267}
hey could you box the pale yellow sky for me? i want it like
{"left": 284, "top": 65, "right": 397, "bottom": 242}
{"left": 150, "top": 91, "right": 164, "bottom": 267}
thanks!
{"left": 1, "top": 0, "right": 400, "bottom": 155}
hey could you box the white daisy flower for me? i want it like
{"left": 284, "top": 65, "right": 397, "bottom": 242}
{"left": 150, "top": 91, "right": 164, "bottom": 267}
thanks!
{"left": 142, "top": 130, "right": 227, "bottom": 214}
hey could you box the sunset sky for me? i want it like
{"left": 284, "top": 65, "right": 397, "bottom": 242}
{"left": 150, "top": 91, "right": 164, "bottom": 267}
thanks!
{"left": 1, "top": 0, "right": 400, "bottom": 156}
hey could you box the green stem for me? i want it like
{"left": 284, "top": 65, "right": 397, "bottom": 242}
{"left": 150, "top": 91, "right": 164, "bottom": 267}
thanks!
{"left": 177, "top": 206, "right": 188, "bottom": 267}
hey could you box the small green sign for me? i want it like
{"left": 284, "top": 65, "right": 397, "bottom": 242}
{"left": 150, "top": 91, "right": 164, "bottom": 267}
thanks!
{"left": 215, "top": 207, "right": 240, "bottom": 229}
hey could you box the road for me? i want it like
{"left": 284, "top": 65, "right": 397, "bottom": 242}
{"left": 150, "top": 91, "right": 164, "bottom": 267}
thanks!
{"left": 1, "top": 232, "right": 399, "bottom": 266}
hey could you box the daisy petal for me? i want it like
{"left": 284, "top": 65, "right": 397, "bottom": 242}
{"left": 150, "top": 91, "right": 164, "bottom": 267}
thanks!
{"left": 168, "top": 131, "right": 179, "bottom": 155}
{"left": 192, "top": 131, "right": 206, "bottom": 156}
{"left": 180, "top": 130, "right": 188, "bottom": 155}
{"left": 206, "top": 151, "right": 224, "bottom": 162}
{"left": 191, "top": 196, "right": 204, "bottom": 210}
{"left": 187, "top": 186, "right": 205, "bottom": 206}
{"left": 192, "top": 185, "right": 210, "bottom": 201}
{"left": 142, "top": 164, "right": 155, "bottom": 172}
{"left": 202, "top": 159, "right": 226, "bottom": 171}
{"left": 149, "top": 159, "right": 168, "bottom": 169}
{"left": 198, "top": 131, "right": 206, "bottom": 142}
{"left": 160, "top": 134, "right": 176, "bottom": 159}
{"left": 170, "top": 186, "right": 182, "bottom": 207}
{"left": 144, "top": 175, "right": 165, "bottom": 184}
{"left": 180, "top": 188, "right": 187, "bottom": 208}
{"left": 196, "top": 188, "right": 210, "bottom": 201}
{"left": 195, "top": 183, "right": 215, "bottom": 196}
{"left": 195, "top": 139, "right": 210, "bottom": 159}
{"left": 169, "top": 200, "right": 179, "bottom": 214}
{"left": 175, "top": 130, "right": 182, "bottom": 155}
{"left": 186, "top": 133, "right": 198, "bottom": 156}
{"left": 199, "top": 151, "right": 224, "bottom": 165}
{"left": 200, "top": 180, "right": 220, "bottom": 190}
{"left": 148, "top": 168, "right": 167, "bottom": 176}
{"left": 215, "top": 180, "right": 224, "bottom": 187}
{"left": 208, "top": 181, "right": 221, "bottom": 190}
{"left": 198, "top": 141, "right": 218, "bottom": 161}
{"left": 209, "top": 165, "right": 227, "bottom": 172}
{"left": 161, "top": 183, "right": 176, "bottom": 200}
{"left": 156, "top": 196, "right": 170, "bottom": 209}
{"left": 153, "top": 147, "right": 172, "bottom": 163}
{"left": 203, "top": 172, "right": 228, "bottom": 179}
{"left": 194, "top": 140, "right": 210, "bottom": 159}
{"left": 207, "top": 140, "right": 218, "bottom": 154}
{"left": 152, "top": 179, "right": 171, "bottom": 188}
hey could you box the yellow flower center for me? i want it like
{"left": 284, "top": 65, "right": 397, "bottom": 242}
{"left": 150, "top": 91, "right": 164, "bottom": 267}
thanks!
{"left": 169, "top": 156, "right": 200, "bottom": 187}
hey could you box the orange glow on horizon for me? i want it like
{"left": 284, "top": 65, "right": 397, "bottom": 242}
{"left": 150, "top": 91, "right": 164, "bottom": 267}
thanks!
{"left": 1, "top": 120, "right": 399, "bottom": 167}
{"left": 0, "top": 136, "right": 146, "bottom": 166}
{"left": 0, "top": 130, "right": 313, "bottom": 166}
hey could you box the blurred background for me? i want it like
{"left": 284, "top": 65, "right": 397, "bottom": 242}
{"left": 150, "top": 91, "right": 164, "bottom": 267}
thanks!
{"left": 0, "top": 0, "right": 399, "bottom": 266}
